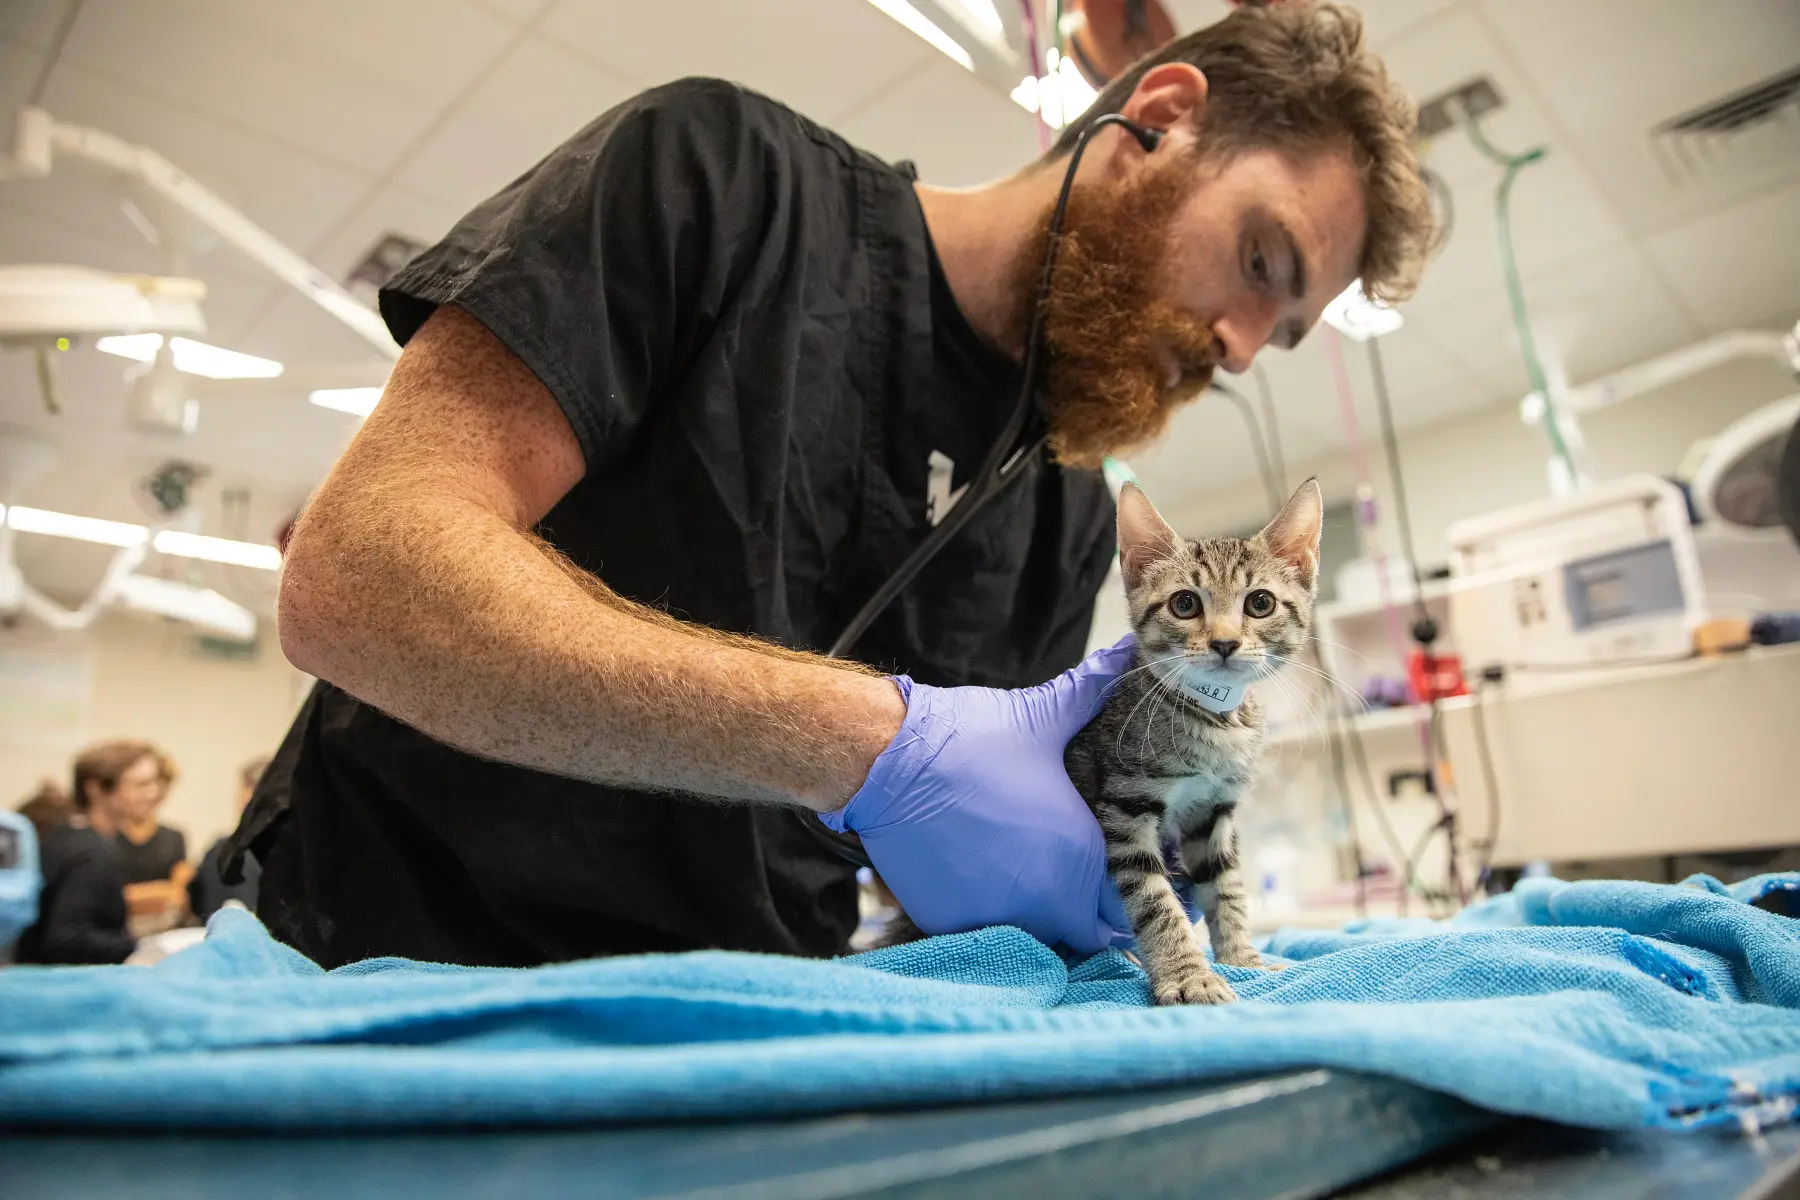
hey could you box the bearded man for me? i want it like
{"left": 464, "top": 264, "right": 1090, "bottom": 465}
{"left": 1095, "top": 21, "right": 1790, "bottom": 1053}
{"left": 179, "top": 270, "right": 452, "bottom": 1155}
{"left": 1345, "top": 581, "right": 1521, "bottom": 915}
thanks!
{"left": 231, "top": 2, "right": 1435, "bottom": 968}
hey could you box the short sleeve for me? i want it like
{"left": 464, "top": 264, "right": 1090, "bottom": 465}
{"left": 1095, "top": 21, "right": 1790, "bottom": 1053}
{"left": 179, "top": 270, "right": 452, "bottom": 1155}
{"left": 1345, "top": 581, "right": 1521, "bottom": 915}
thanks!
{"left": 380, "top": 79, "right": 780, "bottom": 475}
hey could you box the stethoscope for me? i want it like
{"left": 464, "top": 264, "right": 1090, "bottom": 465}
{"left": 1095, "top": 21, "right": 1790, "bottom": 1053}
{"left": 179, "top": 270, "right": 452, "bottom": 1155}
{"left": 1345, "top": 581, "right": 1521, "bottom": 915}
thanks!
{"left": 825, "top": 112, "right": 1166, "bottom": 660}
{"left": 814, "top": 113, "right": 1165, "bottom": 872}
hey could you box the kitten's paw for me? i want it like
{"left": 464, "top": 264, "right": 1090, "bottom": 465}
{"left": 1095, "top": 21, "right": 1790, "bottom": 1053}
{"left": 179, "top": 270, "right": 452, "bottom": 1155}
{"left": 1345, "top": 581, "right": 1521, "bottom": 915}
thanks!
{"left": 1215, "top": 944, "right": 1272, "bottom": 970}
{"left": 1152, "top": 961, "right": 1238, "bottom": 1006}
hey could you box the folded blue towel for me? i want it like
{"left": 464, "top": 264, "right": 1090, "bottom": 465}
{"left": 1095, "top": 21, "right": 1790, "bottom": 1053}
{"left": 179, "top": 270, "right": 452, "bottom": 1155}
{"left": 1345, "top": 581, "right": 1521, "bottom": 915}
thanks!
{"left": 3, "top": 874, "right": 1797, "bottom": 1132}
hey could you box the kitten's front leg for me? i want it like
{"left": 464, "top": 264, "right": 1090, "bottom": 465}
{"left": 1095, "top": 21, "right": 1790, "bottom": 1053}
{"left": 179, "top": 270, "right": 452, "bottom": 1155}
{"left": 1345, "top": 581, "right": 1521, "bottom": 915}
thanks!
{"left": 1180, "top": 804, "right": 1266, "bottom": 970}
{"left": 1097, "top": 797, "right": 1235, "bottom": 1006}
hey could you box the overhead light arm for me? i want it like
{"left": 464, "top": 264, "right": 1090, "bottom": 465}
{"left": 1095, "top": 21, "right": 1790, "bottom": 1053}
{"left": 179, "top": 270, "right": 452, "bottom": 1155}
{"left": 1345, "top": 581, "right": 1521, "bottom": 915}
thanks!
{"left": 5, "top": 107, "right": 399, "bottom": 362}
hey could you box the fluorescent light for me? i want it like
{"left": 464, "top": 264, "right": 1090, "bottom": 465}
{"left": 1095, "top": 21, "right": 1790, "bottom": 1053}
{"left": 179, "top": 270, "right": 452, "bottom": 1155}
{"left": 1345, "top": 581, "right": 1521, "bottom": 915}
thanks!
{"left": 1322, "top": 279, "right": 1404, "bottom": 341}
{"left": 865, "top": 0, "right": 973, "bottom": 70}
{"left": 153, "top": 530, "right": 282, "bottom": 571}
{"left": 309, "top": 386, "right": 381, "bottom": 417}
{"left": 938, "top": 0, "right": 1006, "bottom": 51}
{"left": 95, "top": 334, "right": 283, "bottom": 380}
{"left": 4, "top": 505, "right": 280, "bottom": 569}
{"left": 6, "top": 505, "right": 148, "bottom": 547}
{"left": 1010, "top": 53, "right": 1099, "bottom": 129}
{"left": 93, "top": 333, "right": 164, "bottom": 362}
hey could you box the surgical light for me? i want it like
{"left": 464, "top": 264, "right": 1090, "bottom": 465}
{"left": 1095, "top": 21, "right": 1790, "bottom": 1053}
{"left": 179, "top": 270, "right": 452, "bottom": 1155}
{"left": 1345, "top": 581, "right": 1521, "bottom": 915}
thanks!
{"left": 1321, "top": 280, "right": 1404, "bottom": 342}
{"left": 95, "top": 333, "right": 283, "bottom": 379}
{"left": 309, "top": 386, "right": 381, "bottom": 417}
{"left": 864, "top": 0, "right": 973, "bottom": 70}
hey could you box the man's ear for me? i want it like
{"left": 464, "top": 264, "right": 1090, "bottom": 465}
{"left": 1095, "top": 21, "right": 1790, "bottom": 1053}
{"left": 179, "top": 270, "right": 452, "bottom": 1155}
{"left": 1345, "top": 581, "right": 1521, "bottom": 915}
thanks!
{"left": 1118, "top": 483, "right": 1180, "bottom": 589}
{"left": 1256, "top": 478, "right": 1324, "bottom": 590}
{"left": 1120, "top": 62, "right": 1208, "bottom": 153}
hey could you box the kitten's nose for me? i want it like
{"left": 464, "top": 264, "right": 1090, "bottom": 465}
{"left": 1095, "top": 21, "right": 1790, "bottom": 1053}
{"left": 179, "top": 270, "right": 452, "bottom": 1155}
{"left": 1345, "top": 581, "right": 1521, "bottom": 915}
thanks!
{"left": 1209, "top": 638, "right": 1241, "bottom": 661}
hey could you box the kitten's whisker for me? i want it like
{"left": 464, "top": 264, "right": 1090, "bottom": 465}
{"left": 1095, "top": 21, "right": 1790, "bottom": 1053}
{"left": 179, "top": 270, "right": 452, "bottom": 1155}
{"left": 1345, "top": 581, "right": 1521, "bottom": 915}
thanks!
{"left": 1262, "top": 653, "right": 1369, "bottom": 710}
{"left": 1306, "top": 636, "right": 1373, "bottom": 665}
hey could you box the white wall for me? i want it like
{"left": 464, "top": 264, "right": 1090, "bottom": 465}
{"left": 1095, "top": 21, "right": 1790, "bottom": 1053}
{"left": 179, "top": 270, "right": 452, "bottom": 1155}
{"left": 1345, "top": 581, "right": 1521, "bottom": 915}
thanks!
{"left": 0, "top": 614, "right": 309, "bottom": 855}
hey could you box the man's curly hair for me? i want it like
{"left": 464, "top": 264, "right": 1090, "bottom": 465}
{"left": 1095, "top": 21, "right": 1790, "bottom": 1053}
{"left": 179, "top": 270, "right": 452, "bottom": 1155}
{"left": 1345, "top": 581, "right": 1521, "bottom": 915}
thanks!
{"left": 1049, "top": 1, "right": 1434, "bottom": 303}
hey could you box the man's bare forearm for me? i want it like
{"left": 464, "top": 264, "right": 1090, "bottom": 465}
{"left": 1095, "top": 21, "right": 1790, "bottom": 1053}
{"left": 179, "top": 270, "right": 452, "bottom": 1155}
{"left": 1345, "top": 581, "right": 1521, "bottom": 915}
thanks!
{"left": 280, "top": 495, "right": 902, "bottom": 810}
{"left": 277, "top": 307, "right": 904, "bottom": 813}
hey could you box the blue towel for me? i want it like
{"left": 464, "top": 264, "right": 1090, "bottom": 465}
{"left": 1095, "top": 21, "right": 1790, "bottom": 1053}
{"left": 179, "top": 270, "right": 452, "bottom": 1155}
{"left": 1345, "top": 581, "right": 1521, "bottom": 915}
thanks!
{"left": 3, "top": 874, "right": 1798, "bottom": 1132}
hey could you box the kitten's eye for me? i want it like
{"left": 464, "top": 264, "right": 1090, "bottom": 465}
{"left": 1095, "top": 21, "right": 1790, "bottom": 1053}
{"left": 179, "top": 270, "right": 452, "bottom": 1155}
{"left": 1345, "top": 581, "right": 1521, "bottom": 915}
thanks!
{"left": 1168, "top": 590, "right": 1202, "bottom": 620}
{"left": 1244, "top": 589, "right": 1277, "bottom": 618}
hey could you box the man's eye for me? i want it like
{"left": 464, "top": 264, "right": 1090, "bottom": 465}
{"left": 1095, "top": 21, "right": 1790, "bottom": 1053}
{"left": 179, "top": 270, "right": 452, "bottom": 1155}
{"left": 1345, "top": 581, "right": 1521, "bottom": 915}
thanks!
{"left": 1245, "top": 589, "right": 1276, "bottom": 618}
{"left": 1249, "top": 249, "right": 1269, "bottom": 283}
{"left": 1168, "top": 590, "right": 1202, "bottom": 619}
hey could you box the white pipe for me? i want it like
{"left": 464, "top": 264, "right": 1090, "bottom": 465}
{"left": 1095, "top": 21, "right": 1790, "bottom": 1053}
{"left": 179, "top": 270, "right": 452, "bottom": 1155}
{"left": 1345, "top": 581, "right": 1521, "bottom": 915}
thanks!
{"left": 7, "top": 538, "right": 150, "bottom": 633}
{"left": 10, "top": 107, "right": 400, "bottom": 362}
{"left": 1559, "top": 327, "right": 1799, "bottom": 415}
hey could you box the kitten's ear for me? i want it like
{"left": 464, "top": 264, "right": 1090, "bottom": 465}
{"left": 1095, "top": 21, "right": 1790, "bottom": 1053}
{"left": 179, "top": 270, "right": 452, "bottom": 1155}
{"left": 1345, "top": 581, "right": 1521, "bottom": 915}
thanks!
{"left": 1256, "top": 478, "right": 1324, "bottom": 590}
{"left": 1117, "top": 483, "right": 1180, "bottom": 589}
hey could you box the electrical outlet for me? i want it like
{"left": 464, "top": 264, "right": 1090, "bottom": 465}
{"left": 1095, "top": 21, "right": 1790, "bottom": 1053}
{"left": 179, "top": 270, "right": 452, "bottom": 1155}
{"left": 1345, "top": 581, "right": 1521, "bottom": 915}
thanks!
{"left": 1416, "top": 76, "right": 1505, "bottom": 141}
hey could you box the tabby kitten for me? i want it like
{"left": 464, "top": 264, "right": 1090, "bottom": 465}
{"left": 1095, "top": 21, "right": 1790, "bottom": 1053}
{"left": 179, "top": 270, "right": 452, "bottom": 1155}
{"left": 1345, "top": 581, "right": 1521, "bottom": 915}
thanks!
{"left": 1065, "top": 479, "right": 1322, "bottom": 1005}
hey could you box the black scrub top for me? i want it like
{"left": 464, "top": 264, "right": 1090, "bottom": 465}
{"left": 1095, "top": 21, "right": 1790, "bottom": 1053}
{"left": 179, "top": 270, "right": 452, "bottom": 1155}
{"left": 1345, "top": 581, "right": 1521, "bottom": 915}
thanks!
{"left": 226, "top": 78, "right": 1116, "bottom": 969}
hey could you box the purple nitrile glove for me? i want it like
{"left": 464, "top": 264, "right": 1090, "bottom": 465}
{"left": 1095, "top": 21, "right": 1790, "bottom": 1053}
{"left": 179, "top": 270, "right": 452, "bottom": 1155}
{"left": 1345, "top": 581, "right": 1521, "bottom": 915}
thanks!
{"left": 821, "top": 637, "right": 1135, "bottom": 954}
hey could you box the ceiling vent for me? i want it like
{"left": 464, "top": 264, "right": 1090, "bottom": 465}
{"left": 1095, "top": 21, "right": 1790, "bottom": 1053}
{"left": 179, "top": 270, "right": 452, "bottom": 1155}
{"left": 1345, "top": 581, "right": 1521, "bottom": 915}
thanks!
{"left": 1651, "top": 64, "right": 1800, "bottom": 183}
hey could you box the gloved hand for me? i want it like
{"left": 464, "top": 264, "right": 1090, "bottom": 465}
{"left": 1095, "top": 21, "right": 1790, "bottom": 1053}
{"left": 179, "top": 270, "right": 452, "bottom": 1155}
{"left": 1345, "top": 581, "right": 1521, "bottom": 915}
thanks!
{"left": 821, "top": 638, "right": 1134, "bottom": 953}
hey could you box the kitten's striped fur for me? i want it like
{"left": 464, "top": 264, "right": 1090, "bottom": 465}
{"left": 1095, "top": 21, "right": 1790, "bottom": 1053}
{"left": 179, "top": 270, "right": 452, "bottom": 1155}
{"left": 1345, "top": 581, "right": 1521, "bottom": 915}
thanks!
{"left": 1064, "top": 479, "right": 1322, "bottom": 1004}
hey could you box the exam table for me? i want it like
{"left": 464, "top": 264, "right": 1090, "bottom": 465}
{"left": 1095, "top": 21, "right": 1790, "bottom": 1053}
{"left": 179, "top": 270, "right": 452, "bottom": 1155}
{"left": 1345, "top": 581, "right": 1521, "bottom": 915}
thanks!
{"left": 6, "top": 1068, "right": 1798, "bottom": 1198}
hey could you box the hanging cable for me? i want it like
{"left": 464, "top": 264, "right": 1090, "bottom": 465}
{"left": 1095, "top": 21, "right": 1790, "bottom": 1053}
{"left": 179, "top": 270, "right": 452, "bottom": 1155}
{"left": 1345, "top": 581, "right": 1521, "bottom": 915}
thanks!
{"left": 1318, "top": 647, "right": 1369, "bottom": 917}
{"left": 1422, "top": 164, "right": 1456, "bottom": 259}
{"left": 1341, "top": 710, "right": 1413, "bottom": 918}
{"left": 1250, "top": 363, "right": 1288, "bottom": 494}
{"left": 1365, "top": 335, "right": 1467, "bottom": 905}
{"left": 1470, "top": 676, "right": 1503, "bottom": 895}
{"left": 1323, "top": 328, "right": 1467, "bottom": 907}
{"left": 1455, "top": 105, "right": 1573, "bottom": 482}
{"left": 1211, "top": 381, "right": 1283, "bottom": 513}
{"left": 25, "top": 0, "right": 86, "bottom": 108}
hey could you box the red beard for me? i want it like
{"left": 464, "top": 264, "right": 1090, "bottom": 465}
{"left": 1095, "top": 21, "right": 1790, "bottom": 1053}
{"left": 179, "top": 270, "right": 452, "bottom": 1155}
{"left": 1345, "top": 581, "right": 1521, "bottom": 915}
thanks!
{"left": 1018, "top": 153, "right": 1218, "bottom": 471}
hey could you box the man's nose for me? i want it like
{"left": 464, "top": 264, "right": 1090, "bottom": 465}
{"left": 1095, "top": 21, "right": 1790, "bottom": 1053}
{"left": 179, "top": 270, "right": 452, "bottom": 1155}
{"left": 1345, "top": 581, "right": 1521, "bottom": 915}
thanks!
{"left": 1212, "top": 303, "right": 1282, "bottom": 374}
{"left": 1210, "top": 638, "right": 1241, "bottom": 661}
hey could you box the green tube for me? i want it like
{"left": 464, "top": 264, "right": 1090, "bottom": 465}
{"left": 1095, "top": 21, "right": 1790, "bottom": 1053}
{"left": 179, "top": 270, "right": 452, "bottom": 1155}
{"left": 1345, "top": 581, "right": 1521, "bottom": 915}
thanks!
{"left": 1458, "top": 112, "right": 1576, "bottom": 479}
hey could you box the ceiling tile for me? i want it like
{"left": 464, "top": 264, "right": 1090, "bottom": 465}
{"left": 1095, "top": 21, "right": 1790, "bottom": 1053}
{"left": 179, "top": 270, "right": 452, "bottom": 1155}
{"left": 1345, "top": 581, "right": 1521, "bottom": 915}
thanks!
{"left": 469, "top": 0, "right": 556, "bottom": 26}
{"left": 539, "top": 0, "right": 938, "bottom": 126}
{"left": 1482, "top": 0, "right": 1800, "bottom": 138}
{"left": 394, "top": 34, "right": 639, "bottom": 209}
{"left": 32, "top": 60, "right": 372, "bottom": 254}
{"left": 1407, "top": 148, "right": 1633, "bottom": 312}
{"left": 227, "top": 289, "right": 395, "bottom": 373}
{"left": 834, "top": 56, "right": 1039, "bottom": 187}
{"left": 294, "top": 185, "right": 466, "bottom": 284}
{"left": 0, "top": 39, "right": 47, "bottom": 134}
{"left": 57, "top": 0, "right": 518, "bottom": 176}
{"left": 1406, "top": 242, "right": 1700, "bottom": 402}
{"left": 1639, "top": 180, "right": 1800, "bottom": 336}
{"left": 0, "top": 0, "right": 67, "bottom": 50}
{"left": 1484, "top": 0, "right": 1800, "bottom": 235}
{"left": 1378, "top": 3, "right": 1564, "bottom": 188}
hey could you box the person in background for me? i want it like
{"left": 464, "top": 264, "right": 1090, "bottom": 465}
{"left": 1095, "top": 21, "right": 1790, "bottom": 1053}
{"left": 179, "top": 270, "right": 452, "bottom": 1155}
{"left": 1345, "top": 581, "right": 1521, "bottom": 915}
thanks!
{"left": 81, "top": 740, "right": 191, "bottom": 936}
{"left": 14, "top": 777, "right": 136, "bottom": 965}
{"left": 187, "top": 755, "right": 269, "bottom": 923}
